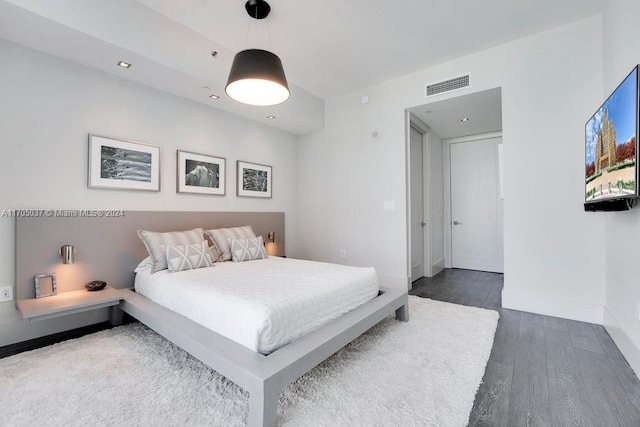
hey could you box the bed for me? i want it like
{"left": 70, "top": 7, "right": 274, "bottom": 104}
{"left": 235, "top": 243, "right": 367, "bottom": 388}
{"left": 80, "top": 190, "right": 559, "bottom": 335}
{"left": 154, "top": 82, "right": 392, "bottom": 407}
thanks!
{"left": 15, "top": 212, "right": 409, "bottom": 427}
{"left": 134, "top": 256, "right": 381, "bottom": 354}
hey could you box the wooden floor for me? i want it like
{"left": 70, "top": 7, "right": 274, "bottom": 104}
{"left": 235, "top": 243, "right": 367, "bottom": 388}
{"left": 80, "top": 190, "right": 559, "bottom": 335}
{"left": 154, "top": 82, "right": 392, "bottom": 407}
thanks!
{"left": 410, "top": 268, "right": 640, "bottom": 427}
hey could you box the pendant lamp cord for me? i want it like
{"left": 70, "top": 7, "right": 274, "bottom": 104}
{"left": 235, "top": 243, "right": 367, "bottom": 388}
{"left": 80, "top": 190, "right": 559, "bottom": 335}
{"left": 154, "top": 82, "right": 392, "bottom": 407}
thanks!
{"left": 266, "top": 13, "right": 272, "bottom": 50}
{"left": 245, "top": 18, "right": 251, "bottom": 48}
{"left": 243, "top": 0, "right": 273, "bottom": 51}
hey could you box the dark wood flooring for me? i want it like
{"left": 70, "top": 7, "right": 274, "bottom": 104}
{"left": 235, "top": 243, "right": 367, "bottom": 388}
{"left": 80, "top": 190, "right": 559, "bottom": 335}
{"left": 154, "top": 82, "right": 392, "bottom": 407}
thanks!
{"left": 410, "top": 268, "right": 640, "bottom": 427}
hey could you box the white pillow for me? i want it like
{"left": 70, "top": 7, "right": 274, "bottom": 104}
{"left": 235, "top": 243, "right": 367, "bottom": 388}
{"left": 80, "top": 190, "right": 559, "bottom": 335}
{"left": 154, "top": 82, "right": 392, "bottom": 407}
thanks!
{"left": 134, "top": 256, "right": 153, "bottom": 273}
{"left": 230, "top": 236, "right": 268, "bottom": 262}
{"left": 137, "top": 228, "right": 205, "bottom": 273}
{"left": 205, "top": 225, "right": 256, "bottom": 262}
{"left": 165, "top": 241, "right": 213, "bottom": 272}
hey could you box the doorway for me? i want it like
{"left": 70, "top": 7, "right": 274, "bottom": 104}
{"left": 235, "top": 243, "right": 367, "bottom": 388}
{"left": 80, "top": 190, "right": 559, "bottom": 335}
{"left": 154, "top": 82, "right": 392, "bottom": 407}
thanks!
{"left": 407, "top": 87, "right": 503, "bottom": 278}
{"left": 408, "top": 117, "right": 443, "bottom": 283}
{"left": 409, "top": 124, "right": 428, "bottom": 282}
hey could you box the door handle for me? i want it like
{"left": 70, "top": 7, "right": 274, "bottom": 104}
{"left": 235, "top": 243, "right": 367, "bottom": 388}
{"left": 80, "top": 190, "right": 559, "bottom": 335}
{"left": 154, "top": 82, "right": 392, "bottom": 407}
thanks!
{"left": 453, "top": 220, "right": 463, "bottom": 225}
{"left": 420, "top": 221, "right": 426, "bottom": 227}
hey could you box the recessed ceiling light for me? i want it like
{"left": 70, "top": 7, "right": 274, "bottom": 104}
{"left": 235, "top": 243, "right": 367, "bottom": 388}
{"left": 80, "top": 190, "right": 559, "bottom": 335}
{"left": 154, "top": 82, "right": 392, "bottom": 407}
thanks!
{"left": 209, "top": 95, "right": 220, "bottom": 100}
{"left": 460, "top": 118, "right": 470, "bottom": 122}
{"left": 117, "top": 61, "right": 132, "bottom": 69}
{"left": 267, "top": 115, "right": 276, "bottom": 119}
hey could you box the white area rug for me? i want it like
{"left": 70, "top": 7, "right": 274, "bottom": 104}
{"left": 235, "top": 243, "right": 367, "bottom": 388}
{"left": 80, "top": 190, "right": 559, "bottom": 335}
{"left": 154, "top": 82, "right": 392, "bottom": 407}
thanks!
{"left": 0, "top": 296, "right": 498, "bottom": 426}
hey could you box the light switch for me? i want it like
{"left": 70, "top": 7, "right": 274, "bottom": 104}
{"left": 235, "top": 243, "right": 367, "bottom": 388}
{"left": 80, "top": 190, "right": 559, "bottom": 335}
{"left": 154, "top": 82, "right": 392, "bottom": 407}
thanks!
{"left": 384, "top": 201, "right": 396, "bottom": 210}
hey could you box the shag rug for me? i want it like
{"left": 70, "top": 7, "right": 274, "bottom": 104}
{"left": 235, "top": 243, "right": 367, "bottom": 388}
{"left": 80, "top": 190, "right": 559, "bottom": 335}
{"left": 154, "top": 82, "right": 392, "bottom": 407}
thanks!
{"left": 0, "top": 296, "right": 498, "bottom": 426}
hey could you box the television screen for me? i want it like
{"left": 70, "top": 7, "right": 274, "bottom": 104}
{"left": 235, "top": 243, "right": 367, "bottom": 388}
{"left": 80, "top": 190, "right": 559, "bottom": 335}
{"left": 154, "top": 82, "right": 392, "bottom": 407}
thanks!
{"left": 585, "top": 67, "right": 638, "bottom": 204}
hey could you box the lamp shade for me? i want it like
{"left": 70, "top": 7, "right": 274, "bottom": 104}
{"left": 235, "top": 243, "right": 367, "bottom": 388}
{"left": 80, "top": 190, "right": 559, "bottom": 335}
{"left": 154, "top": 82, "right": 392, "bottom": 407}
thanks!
{"left": 226, "top": 49, "right": 290, "bottom": 106}
{"left": 60, "top": 244, "right": 75, "bottom": 264}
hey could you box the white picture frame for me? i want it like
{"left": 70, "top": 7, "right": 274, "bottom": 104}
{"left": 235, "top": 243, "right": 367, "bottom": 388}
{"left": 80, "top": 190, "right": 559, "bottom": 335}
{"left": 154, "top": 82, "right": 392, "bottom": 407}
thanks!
{"left": 237, "top": 160, "right": 272, "bottom": 198}
{"left": 177, "top": 150, "right": 226, "bottom": 196}
{"left": 88, "top": 134, "right": 160, "bottom": 191}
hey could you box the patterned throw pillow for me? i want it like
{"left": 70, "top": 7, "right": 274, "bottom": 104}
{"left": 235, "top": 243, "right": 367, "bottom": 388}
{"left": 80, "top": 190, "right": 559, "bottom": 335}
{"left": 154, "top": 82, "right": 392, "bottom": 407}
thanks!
{"left": 230, "top": 236, "right": 268, "bottom": 262}
{"left": 165, "top": 241, "right": 213, "bottom": 272}
{"left": 205, "top": 225, "right": 257, "bottom": 262}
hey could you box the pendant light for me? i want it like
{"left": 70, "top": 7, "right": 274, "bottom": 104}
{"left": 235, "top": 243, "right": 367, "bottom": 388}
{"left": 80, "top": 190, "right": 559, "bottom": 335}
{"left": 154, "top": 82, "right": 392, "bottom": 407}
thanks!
{"left": 226, "top": 0, "right": 290, "bottom": 106}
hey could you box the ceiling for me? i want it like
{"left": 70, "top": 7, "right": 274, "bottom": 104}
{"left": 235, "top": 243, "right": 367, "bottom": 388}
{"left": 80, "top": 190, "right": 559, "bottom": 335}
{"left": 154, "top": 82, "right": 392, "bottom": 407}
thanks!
{"left": 411, "top": 88, "right": 503, "bottom": 140}
{"left": 0, "top": 0, "right": 603, "bottom": 135}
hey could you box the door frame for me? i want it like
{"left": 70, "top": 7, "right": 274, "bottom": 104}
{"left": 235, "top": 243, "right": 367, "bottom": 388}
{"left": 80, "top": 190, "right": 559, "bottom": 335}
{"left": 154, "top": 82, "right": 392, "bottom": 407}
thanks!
{"left": 407, "top": 114, "right": 432, "bottom": 283}
{"left": 444, "top": 131, "right": 502, "bottom": 269}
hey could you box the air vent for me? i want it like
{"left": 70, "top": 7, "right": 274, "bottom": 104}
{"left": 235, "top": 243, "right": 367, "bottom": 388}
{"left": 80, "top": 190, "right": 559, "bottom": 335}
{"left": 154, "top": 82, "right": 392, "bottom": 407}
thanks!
{"left": 425, "top": 74, "right": 470, "bottom": 97}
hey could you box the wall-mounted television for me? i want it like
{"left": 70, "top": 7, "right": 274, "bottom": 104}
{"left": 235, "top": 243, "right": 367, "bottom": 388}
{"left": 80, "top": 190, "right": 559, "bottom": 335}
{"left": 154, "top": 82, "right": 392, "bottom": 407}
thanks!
{"left": 585, "top": 65, "right": 639, "bottom": 211}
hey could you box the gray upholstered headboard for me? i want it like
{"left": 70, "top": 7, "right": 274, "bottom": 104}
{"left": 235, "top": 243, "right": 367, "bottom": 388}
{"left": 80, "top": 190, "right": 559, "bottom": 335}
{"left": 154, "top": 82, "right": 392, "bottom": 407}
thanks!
{"left": 15, "top": 211, "right": 284, "bottom": 299}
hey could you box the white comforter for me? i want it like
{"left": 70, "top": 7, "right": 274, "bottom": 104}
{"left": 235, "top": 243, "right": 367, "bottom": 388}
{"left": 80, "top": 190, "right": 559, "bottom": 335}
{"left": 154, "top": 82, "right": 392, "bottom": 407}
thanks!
{"left": 134, "top": 257, "right": 379, "bottom": 354}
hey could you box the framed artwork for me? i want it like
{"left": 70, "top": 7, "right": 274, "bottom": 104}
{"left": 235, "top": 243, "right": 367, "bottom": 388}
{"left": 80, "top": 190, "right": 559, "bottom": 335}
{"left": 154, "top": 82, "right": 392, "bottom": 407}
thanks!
{"left": 237, "top": 161, "right": 272, "bottom": 198}
{"left": 34, "top": 273, "right": 56, "bottom": 298}
{"left": 88, "top": 135, "right": 160, "bottom": 191}
{"left": 176, "top": 150, "right": 226, "bottom": 196}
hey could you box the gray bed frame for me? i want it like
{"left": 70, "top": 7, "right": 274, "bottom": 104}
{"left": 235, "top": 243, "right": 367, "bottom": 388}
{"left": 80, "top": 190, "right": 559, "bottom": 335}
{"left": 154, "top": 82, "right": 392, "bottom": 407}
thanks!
{"left": 121, "top": 287, "right": 407, "bottom": 426}
{"left": 16, "top": 211, "right": 409, "bottom": 426}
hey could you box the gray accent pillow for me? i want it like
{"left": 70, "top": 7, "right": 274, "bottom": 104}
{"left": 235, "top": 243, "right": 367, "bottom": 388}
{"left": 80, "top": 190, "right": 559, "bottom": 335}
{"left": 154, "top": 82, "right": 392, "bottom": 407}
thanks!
{"left": 137, "top": 228, "right": 205, "bottom": 273}
{"left": 230, "top": 236, "right": 268, "bottom": 262}
{"left": 205, "top": 225, "right": 256, "bottom": 261}
{"left": 165, "top": 241, "right": 213, "bottom": 272}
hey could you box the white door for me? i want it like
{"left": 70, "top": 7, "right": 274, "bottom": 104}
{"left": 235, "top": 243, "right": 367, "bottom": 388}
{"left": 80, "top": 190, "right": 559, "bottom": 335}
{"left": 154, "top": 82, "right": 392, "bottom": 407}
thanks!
{"left": 410, "top": 126, "right": 425, "bottom": 281}
{"left": 450, "top": 137, "right": 503, "bottom": 273}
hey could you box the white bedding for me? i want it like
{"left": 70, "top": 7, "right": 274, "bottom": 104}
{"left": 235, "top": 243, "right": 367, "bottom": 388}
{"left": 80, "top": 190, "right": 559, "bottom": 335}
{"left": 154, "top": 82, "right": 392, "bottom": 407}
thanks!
{"left": 134, "top": 256, "right": 379, "bottom": 354}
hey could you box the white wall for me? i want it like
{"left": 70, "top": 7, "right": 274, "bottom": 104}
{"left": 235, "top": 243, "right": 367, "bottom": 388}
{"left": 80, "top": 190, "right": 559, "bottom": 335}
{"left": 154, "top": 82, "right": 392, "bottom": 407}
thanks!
{"left": 0, "top": 41, "right": 299, "bottom": 341}
{"left": 296, "top": 93, "right": 410, "bottom": 289}
{"left": 601, "top": 0, "right": 640, "bottom": 375}
{"left": 298, "top": 16, "right": 606, "bottom": 321}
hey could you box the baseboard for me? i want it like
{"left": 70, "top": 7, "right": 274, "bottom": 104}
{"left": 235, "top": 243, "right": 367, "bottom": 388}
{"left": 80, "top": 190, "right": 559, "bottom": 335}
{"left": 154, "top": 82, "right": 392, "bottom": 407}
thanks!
{"left": 431, "top": 258, "right": 445, "bottom": 276}
{"left": 502, "top": 289, "right": 604, "bottom": 324}
{"left": 603, "top": 307, "right": 640, "bottom": 378}
{"left": 410, "top": 264, "right": 422, "bottom": 283}
{"left": 0, "top": 320, "right": 112, "bottom": 359}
